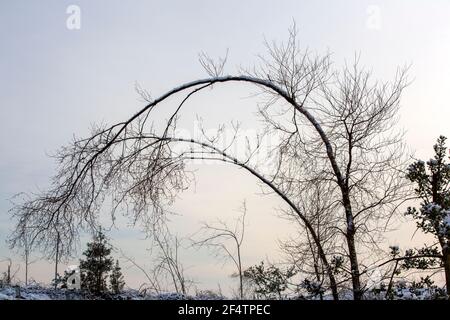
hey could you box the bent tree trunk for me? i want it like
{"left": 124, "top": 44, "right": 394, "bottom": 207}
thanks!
{"left": 31, "top": 76, "right": 353, "bottom": 299}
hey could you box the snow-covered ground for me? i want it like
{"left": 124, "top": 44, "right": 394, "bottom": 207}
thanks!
{"left": 0, "top": 284, "right": 225, "bottom": 300}
{"left": 0, "top": 284, "right": 445, "bottom": 300}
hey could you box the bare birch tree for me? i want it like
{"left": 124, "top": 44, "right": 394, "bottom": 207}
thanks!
{"left": 9, "top": 24, "right": 409, "bottom": 299}
{"left": 250, "top": 27, "right": 410, "bottom": 298}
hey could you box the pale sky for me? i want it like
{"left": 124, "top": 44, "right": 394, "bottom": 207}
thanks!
{"left": 1, "top": 0, "right": 450, "bottom": 295}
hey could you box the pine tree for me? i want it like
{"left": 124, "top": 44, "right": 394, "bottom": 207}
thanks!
{"left": 79, "top": 231, "right": 113, "bottom": 294}
{"left": 243, "top": 261, "right": 296, "bottom": 299}
{"left": 405, "top": 135, "right": 450, "bottom": 296}
{"left": 109, "top": 260, "right": 125, "bottom": 295}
